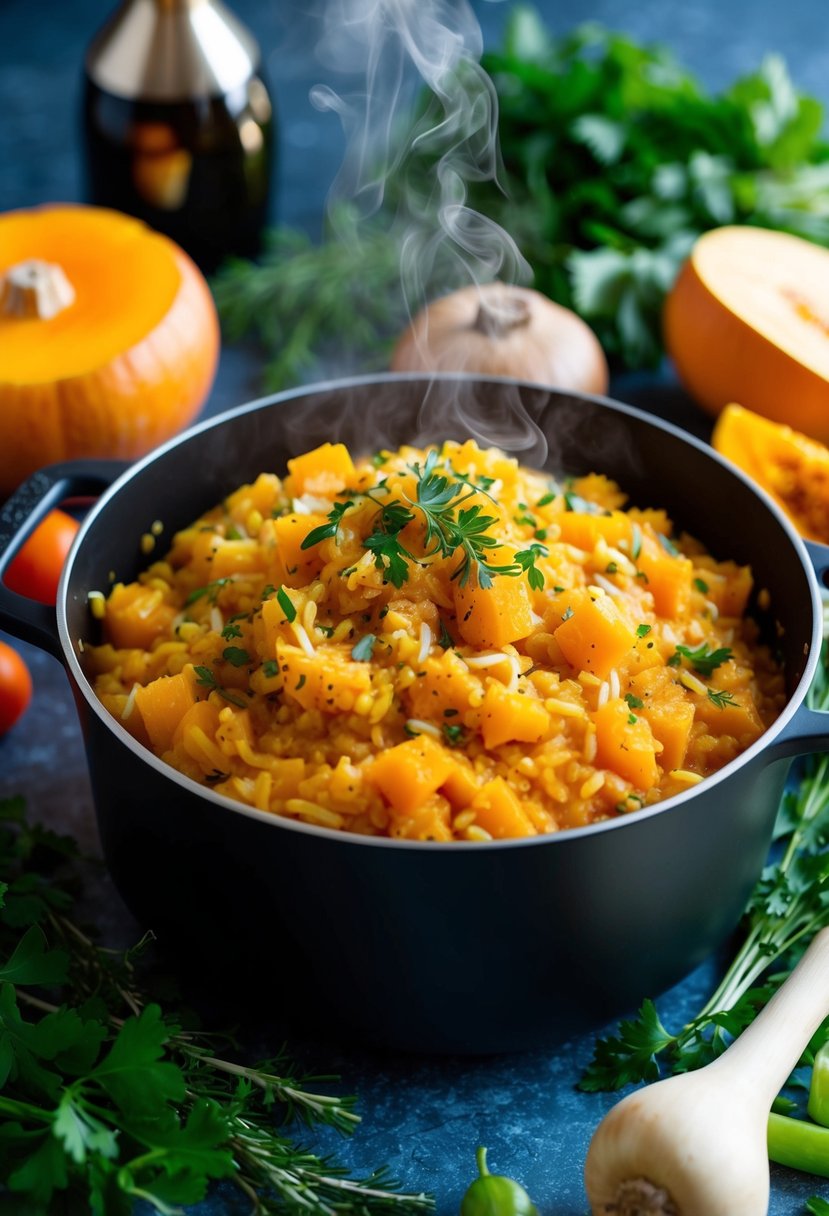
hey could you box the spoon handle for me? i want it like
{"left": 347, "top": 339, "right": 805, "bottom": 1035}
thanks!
{"left": 713, "top": 925, "right": 829, "bottom": 1105}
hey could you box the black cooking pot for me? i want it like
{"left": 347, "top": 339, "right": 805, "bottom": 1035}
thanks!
{"left": 2, "top": 375, "right": 828, "bottom": 1055}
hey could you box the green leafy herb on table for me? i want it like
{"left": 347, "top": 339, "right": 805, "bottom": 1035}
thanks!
{"left": 213, "top": 7, "right": 829, "bottom": 388}
{"left": 580, "top": 648, "right": 829, "bottom": 1094}
{"left": 0, "top": 796, "right": 433, "bottom": 1215}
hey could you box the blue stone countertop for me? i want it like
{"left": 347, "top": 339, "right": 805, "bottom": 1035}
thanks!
{"left": 1, "top": 1, "right": 829, "bottom": 1212}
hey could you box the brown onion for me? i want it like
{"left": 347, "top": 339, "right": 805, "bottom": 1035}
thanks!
{"left": 390, "top": 282, "right": 609, "bottom": 395}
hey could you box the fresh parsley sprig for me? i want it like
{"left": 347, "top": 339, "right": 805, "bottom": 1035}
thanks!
{"left": 671, "top": 643, "right": 733, "bottom": 676}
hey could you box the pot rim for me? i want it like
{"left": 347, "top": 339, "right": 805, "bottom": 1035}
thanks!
{"left": 57, "top": 372, "right": 826, "bottom": 852}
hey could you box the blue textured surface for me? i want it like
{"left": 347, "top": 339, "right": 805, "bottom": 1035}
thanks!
{"left": 1, "top": 1, "right": 829, "bottom": 1212}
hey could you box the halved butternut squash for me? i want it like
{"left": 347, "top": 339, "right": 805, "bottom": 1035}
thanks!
{"left": 665, "top": 226, "right": 829, "bottom": 440}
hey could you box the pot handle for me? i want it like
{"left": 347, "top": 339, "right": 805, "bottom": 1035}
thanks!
{"left": 771, "top": 538, "right": 829, "bottom": 758}
{"left": 0, "top": 460, "right": 127, "bottom": 658}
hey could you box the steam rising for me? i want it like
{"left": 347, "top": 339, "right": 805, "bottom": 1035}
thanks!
{"left": 311, "top": 0, "right": 530, "bottom": 308}
{"left": 306, "top": 0, "right": 549, "bottom": 458}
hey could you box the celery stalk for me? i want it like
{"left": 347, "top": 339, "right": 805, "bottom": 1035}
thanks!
{"left": 809, "top": 1042, "right": 829, "bottom": 1127}
{"left": 768, "top": 1113, "right": 829, "bottom": 1177}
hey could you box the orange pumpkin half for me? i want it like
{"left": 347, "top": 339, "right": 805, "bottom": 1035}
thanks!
{"left": 0, "top": 204, "right": 219, "bottom": 494}
{"left": 664, "top": 225, "right": 829, "bottom": 442}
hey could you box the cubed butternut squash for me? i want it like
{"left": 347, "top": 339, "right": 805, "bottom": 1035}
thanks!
{"left": 479, "top": 682, "right": 550, "bottom": 749}
{"left": 388, "top": 795, "right": 453, "bottom": 842}
{"left": 441, "top": 759, "right": 481, "bottom": 809}
{"left": 454, "top": 570, "right": 534, "bottom": 649}
{"left": 134, "top": 670, "right": 197, "bottom": 753}
{"left": 207, "top": 538, "right": 264, "bottom": 581}
{"left": 628, "top": 667, "right": 694, "bottom": 771}
{"left": 404, "top": 652, "right": 481, "bottom": 721}
{"left": 257, "top": 596, "right": 293, "bottom": 656}
{"left": 556, "top": 510, "right": 631, "bottom": 552}
{"left": 591, "top": 698, "right": 659, "bottom": 790}
{"left": 172, "top": 698, "right": 221, "bottom": 749}
{"left": 471, "top": 777, "right": 536, "bottom": 839}
{"left": 637, "top": 535, "right": 693, "bottom": 618}
{"left": 275, "top": 642, "right": 372, "bottom": 714}
{"left": 224, "top": 473, "right": 281, "bottom": 518}
{"left": 104, "top": 583, "right": 179, "bottom": 650}
{"left": 701, "top": 562, "right": 754, "bottom": 618}
{"left": 271, "top": 512, "right": 327, "bottom": 585}
{"left": 287, "top": 443, "right": 355, "bottom": 496}
{"left": 693, "top": 688, "right": 765, "bottom": 744}
{"left": 368, "top": 735, "right": 455, "bottom": 815}
{"left": 553, "top": 588, "right": 635, "bottom": 678}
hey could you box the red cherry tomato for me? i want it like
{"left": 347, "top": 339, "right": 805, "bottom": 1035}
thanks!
{"left": 0, "top": 641, "right": 32, "bottom": 734}
{"left": 5, "top": 509, "right": 80, "bottom": 605}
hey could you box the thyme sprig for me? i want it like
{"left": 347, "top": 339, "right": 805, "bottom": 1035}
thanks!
{"left": 0, "top": 796, "right": 433, "bottom": 1214}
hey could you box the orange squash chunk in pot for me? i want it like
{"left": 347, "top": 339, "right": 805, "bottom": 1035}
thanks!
{"left": 479, "top": 681, "right": 550, "bottom": 749}
{"left": 104, "top": 582, "right": 178, "bottom": 650}
{"left": 553, "top": 588, "right": 635, "bottom": 679}
{"left": 628, "top": 667, "right": 694, "bottom": 772}
{"left": 454, "top": 569, "right": 534, "bottom": 649}
{"left": 369, "top": 735, "right": 455, "bottom": 815}
{"left": 592, "top": 698, "right": 659, "bottom": 790}
{"left": 286, "top": 443, "right": 355, "bottom": 496}
{"left": 134, "top": 669, "right": 197, "bottom": 754}
{"left": 471, "top": 777, "right": 536, "bottom": 839}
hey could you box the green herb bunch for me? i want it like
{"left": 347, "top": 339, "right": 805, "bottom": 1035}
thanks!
{"left": 580, "top": 646, "right": 829, "bottom": 1093}
{"left": 0, "top": 797, "right": 432, "bottom": 1215}
{"left": 212, "top": 6, "right": 829, "bottom": 387}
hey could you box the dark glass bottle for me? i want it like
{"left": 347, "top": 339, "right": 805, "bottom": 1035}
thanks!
{"left": 82, "top": 0, "right": 274, "bottom": 273}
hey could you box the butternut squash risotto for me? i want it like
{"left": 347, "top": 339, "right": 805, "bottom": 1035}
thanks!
{"left": 87, "top": 440, "right": 785, "bottom": 840}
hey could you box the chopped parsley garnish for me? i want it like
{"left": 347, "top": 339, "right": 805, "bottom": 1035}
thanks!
{"left": 185, "top": 577, "right": 231, "bottom": 605}
{"left": 296, "top": 674, "right": 307, "bottom": 690}
{"left": 514, "top": 544, "right": 548, "bottom": 591}
{"left": 536, "top": 491, "right": 556, "bottom": 507}
{"left": 226, "top": 525, "right": 243, "bottom": 540}
{"left": 694, "top": 577, "right": 710, "bottom": 594}
{"left": 276, "top": 586, "right": 297, "bottom": 622}
{"left": 636, "top": 624, "right": 651, "bottom": 638}
{"left": 674, "top": 643, "right": 732, "bottom": 676}
{"left": 625, "top": 693, "right": 645, "bottom": 710}
{"left": 301, "top": 500, "right": 354, "bottom": 550}
{"left": 263, "top": 660, "right": 279, "bottom": 678}
{"left": 627, "top": 712, "right": 638, "bottom": 724}
{"left": 351, "top": 634, "right": 377, "bottom": 662}
{"left": 514, "top": 512, "right": 536, "bottom": 527}
{"left": 606, "top": 561, "right": 618, "bottom": 575}
{"left": 193, "top": 665, "right": 249, "bottom": 708}
{"left": 442, "top": 723, "right": 466, "bottom": 747}
{"left": 221, "top": 621, "right": 243, "bottom": 640}
{"left": 222, "top": 646, "right": 251, "bottom": 667}
{"left": 438, "top": 618, "right": 454, "bottom": 650}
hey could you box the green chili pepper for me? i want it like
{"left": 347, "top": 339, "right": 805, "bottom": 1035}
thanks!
{"left": 460, "top": 1146, "right": 538, "bottom": 1216}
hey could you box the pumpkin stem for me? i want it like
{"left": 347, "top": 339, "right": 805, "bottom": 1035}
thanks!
{"left": 473, "top": 287, "right": 531, "bottom": 339}
{"left": 0, "top": 260, "right": 76, "bottom": 320}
